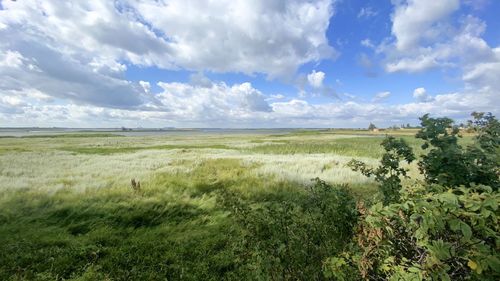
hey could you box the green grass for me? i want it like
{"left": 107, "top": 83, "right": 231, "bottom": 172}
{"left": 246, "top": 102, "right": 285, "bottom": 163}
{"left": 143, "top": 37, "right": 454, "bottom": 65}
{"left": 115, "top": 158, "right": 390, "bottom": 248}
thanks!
{"left": 247, "top": 136, "right": 395, "bottom": 158}
{"left": 0, "top": 187, "right": 233, "bottom": 280}
{"left": 247, "top": 135, "right": 474, "bottom": 159}
{"left": 62, "top": 144, "right": 233, "bottom": 155}
{"left": 0, "top": 147, "right": 31, "bottom": 154}
{"left": 21, "top": 133, "right": 124, "bottom": 138}
{"left": 1, "top": 158, "right": 350, "bottom": 280}
{"left": 0, "top": 130, "right": 444, "bottom": 279}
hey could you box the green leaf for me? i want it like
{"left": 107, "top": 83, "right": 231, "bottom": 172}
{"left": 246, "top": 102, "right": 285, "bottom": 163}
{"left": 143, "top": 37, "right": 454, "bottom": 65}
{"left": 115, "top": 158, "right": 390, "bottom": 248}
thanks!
{"left": 460, "top": 222, "right": 472, "bottom": 241}
{"left": 486, "top": 256, "right": 500, "bottom": 272}
{"left": 448, "top": 218, "right": 461, "bottom": 232}
{"left": 428, "top": 240, "right": 452, "bottom": 260}
{"left": 483, "top": 198, "right": 498, "bottom": 210}
{"left": 437, "top": 192, "right": 458, "bottom": 206}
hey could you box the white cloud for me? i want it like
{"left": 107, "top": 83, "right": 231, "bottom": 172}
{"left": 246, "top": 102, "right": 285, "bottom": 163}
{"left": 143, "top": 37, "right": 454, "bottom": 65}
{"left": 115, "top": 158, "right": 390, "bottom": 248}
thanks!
{"left": 0, "top": 35, "right": 148, "bottom": 108}
{"left": 377, "top": 1, "right": 499, "bottom": 119}
{"left": 360, "top": 39, "right": 375, "bottom": 48}
{"left": 189, "top": 73, "right": 213, "bottom": 88}
{"left": 412, "top": 87, "right": 433, "bottom": 102}
{"left": 0, "top": 50, "right": 25, "bottom": 68}
{"left": 0, "top": 0, "right": 336, "bottom": 79}
{"left": 357, "top": 7, "right": 377, "bottom": 19}
{"left": 391, "top": 0, "right": 460, "bottom": 51}
{"left": 307, "top": 70, "right": 326, "bottom": 88}
{"left": 234, "top": 83, "right": 272, "bottom": 112}
{"left": 268, "top": 94, "right": 285, "bottom": 101}
{"left": 385, "top": 55, "right": 439, "bottom": 73}
{"left": 0, "top": 0, "right": 338, "bottom": 120}
{"left": 0, "top": 0, "right": 498, "bottom": 128}
{"left": 154, "top": 80, "right": 272, "bottom": 122}
{"left": 373, "top": 91, "right": 391, "bottom": 102}
{"left": 0, "top": 88, "right": 53, "bottom": 115}
{"left": 0, "top": 79, "right": 275, "bottom": 127}
{"left": 462, "top": 47, "right": 500, "bottom": 91}
{"left": 139, "top": 81, "right": 151, "bottom": 94}
{"left": 131, "top": 0, "right": 338, "bottom": 77}
{"left": 1, "top": 85, "right": 498, "bottom": 128}
{"left": 384, "top": 4, "right": 493, "bottom": 74}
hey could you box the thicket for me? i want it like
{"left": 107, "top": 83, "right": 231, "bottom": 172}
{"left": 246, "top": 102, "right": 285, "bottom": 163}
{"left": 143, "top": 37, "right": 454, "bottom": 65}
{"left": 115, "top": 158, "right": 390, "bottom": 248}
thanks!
{"left": 330, "top": 112, "right": 500, "bottom": 280}
{"left": 218, "top": 178, "right": 358, "bottom": 280}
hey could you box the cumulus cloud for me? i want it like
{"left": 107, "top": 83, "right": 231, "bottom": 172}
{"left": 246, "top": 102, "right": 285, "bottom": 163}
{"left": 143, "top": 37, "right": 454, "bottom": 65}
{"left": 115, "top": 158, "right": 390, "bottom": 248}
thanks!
{"left": 139, "top": 81, "right": 151, "bottom": 94}
{"left": 234, "top": 83, "right": 273, "bottom": 113}
{"left": 0, "top": 0, "right": 498, "bottom": 128}
{"left": 130, "top": 0, "right": 337, "bottom": 77}
{"left": 412, "top": 87, "right": 434, "bottom": 102}
{"left": 307, "top": 70, "right": 326, "bottom": 88}
{"left": 0, "top": 78, "right": 275, "bottom": 127}
{"left": 0, "top": 0, "right": 336, "bottom": 79}
{"left": 0, "top": 33, "right": 147, "bottom": 108}
{"left": 272, "top": 99, "right": 311, "bottom": 117}
{"left": 189, "top": 73, "right": 213, "bottom": 88}
{"left": 383, "top": 2, "right": 494, "bottom": 74}
{"left": 0, "top": 0, "right": 338, "bottom": 120}
{"left": 295, "top": 70, "right": 337, "bottom": 99}
{"left": 391, "top": 0, "right": 460, "bottom": 51}
{"left": 153, "top": 80, "right": 272, "bottom": 123}
{"left": 374, "top": 1, "right": 500, "bottom": 119}
{"left": 0, "top": 50, "right": 25, "bottom": 68}
{"left": 462, "top": 47, "right": 500, "bottom": 90}
{"left": 1, "top": 85, "right": 497, "bottom": 128}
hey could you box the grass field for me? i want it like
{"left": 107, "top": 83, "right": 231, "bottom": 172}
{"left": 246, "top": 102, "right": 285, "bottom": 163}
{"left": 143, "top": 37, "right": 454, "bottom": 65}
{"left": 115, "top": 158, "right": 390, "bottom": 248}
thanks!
{"left": 0, "top": 130, "right": 473, "bottom": 280}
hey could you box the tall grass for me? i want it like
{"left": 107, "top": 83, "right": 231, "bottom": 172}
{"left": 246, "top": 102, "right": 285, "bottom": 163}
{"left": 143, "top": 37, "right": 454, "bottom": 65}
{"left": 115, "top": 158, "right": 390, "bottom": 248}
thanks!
{"left": 247, "top": 137, "right": 390, "bottom": 158}
{"left": 0, "top": 158, "right": 359, "bottom": 280}
{"left": 62, "top": 144, "right": 232, "bottom": 155}
{"left": 0, "top": 131, "right": 437, "bottom": 279}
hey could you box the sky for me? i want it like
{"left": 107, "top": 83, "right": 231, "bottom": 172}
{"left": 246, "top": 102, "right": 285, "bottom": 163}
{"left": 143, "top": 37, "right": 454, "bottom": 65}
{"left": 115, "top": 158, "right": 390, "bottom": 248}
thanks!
{"left": 0, "top": 0, "right": 499, "bottom": 128}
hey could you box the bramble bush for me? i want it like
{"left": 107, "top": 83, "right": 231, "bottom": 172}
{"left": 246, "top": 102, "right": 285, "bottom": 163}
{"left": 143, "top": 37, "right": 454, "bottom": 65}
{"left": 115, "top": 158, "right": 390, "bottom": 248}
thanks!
{"left": 334, "top": 112, "right": 500, "bottom": 280}
{"left": 327, "top": 184, "right": 500, "bottom": 280}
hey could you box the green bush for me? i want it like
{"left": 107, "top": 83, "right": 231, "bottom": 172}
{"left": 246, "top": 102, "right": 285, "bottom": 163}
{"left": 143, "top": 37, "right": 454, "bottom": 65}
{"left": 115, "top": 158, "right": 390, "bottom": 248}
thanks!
{"left": 416, "top": 113, "right": 499, "bottom": 189}
{"left": 339, "top": 112, "right": 500, "bottom": 280}
{"left": 329, "top": 184, "right": 499, "bottom": 280}
{"left": 348, "top": 136, "right": 415, "bottom": 205}
{"left": 219, "top": 178, "right": 358, "bottom": 280}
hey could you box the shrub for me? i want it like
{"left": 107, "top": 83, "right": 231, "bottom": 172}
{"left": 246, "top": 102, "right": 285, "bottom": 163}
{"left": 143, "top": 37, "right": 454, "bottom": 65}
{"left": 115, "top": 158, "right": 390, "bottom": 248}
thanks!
{"left": 416, "top": 112, "right": 499, "bottom": 189}
{"left": 219, "top": 178, "right": 358, "bottom": 280}
{"left": 341, "top": 184, "right": 500, "bottom": 280}
{"left": 348, "top": 136, "right": 415, "bottom": 205}
{"left": 337, "top": 112, "right": 500, "bottom": 280}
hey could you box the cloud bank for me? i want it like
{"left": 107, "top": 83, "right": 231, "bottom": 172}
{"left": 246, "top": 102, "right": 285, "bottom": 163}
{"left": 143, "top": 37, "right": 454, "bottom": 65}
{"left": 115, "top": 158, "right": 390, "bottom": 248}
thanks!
{"left": 0, "top": 0, "right": 498, "bottom": 127}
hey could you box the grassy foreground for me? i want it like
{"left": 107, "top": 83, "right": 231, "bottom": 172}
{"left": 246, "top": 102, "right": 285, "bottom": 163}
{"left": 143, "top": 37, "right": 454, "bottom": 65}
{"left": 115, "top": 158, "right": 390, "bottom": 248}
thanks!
{"left": 0, "top": 130, "right": 471, "bottom": 280}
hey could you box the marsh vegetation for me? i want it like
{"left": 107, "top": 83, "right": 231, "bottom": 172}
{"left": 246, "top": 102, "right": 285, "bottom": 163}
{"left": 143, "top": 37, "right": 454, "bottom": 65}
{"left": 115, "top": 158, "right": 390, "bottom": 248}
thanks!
{"left": 0, "top": 118, "right": 497, "bottom": 280}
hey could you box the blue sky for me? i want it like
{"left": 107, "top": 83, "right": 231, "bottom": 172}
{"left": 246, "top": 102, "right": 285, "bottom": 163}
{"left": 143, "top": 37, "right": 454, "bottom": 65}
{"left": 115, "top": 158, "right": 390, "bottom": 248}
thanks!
{"left": 0, "top": 0, "right": 499, "bottom": 128}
